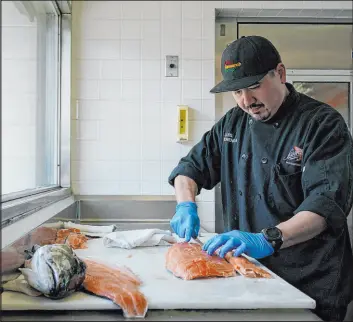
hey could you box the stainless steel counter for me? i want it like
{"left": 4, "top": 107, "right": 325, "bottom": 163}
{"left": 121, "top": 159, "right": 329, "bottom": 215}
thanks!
{"left": 2, "top": 309, "right": 322, "bottom": 321}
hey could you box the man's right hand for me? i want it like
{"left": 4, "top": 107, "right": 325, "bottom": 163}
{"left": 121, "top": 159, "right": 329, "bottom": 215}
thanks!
{"left": 170, "top": 201, "right": 200, "bottom": 242}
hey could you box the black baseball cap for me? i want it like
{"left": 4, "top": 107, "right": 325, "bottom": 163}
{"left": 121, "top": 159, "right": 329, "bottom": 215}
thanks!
{"left": 210, "top": 35, "right": 282, "bottom": 93}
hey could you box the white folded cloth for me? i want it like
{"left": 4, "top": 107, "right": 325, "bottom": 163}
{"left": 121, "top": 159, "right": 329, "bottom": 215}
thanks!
{"left": 1, "top": 272, "right": 21, "bottom": 283}
{"left": 2, "top": 274, "right": 42, "bottom": 297}
{"left": 103, "top": 229, "right": 177, "bottom": 249}
{"left": 42, "top": 221, "right": 64, "bottom": 229}
{"left": 63, "top": 221, "right": 117, "bottom": 237}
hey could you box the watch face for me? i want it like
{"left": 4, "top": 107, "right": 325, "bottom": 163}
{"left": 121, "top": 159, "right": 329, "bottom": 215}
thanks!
{"left": 266, "top": 227, "right": 281, "bottom": 239}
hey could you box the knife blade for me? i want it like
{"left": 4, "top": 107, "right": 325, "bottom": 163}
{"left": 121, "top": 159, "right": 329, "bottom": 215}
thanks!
{"left": 193, "top": 237, "right": 204, "bottom": 246}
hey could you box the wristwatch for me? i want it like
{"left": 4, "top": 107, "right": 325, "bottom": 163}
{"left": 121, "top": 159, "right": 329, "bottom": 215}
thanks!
{"left": 261, "top": 227, "right": 283, "bottom": 256}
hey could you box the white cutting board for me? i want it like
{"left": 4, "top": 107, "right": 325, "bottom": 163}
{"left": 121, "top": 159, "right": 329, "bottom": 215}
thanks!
{"left": 1, "top": 235, "right": 316, "bottom": 310}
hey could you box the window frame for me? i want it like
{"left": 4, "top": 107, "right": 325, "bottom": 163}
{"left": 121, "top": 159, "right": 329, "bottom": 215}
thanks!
{"left": 236, "top": 20, "right": 353, "bottom": 39}
{"left": 286, "top": 69, "right": 353, "bottom": 133}
{"left": 1, "top": 0, "right": 72, "bottom": 228}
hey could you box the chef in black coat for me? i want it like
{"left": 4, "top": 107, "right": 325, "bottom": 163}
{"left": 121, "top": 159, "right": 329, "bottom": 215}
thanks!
{"left": 168, "top": 35, "right": 353, "bottom": 322}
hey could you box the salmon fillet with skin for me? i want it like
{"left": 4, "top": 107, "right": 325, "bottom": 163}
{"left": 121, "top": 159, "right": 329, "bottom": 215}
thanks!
{"left": 165, "top": 242, "right": 235, "bottom": 280}
{"left": 1, "top": 248, "right": 26, "bottom": 274}
{"left": 224, "top": 253, "right": 272, "bottom": 278}
{"left": 29, "top": 227, "right": 58, "bottom": 246}
{"left": 82, "top": 259, "right": 148, "bottom": 318}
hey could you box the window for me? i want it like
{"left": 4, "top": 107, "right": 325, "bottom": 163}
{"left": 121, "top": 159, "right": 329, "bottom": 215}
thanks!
{"left": 2, "top": 1, "right": 60, "bottom": 197}
{"left": 238, "top": 23, "right": 352, "bottom": 70}
{"left": 293, "top": 82, "right": 350, "bottom": 127}
{"left": 1, "top": 1, "right": 72, "bottom": 227}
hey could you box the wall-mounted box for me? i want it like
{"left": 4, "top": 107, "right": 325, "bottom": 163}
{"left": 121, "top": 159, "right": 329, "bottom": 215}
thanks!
{"left": 177, "top": 105, "right": 189, "bottom": 143}
{"left": 165, "top": 55, "right": 178, "bottom": 77}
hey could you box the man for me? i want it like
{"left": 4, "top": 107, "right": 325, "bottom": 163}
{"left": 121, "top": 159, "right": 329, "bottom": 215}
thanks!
{"left": 168, "top": 35, "right": 353, "bottom": 321}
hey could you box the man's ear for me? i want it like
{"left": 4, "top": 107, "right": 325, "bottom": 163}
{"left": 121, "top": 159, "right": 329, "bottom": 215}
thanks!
{"left": 277, "top": 63, "right": 286, "bottom": 83}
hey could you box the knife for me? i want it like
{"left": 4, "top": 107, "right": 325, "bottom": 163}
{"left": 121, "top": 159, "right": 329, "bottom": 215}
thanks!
{"left": 193, "top": 237, "right": 204, "bottom": 246}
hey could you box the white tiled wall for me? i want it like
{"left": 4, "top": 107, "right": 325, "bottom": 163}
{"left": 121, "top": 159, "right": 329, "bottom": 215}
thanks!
{"left": 71, "top": 1, "right": 350, "bottom": 231}
{"left": 1, "top": 1, "right": 37, "bottom": 194}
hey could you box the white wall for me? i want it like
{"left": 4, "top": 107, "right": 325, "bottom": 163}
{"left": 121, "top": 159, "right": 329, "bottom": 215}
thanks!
{"left": 71, "top": 1, "right": 351, "bottom": 232}
{"left": 1, "top": 1, "right": 37, "bottom": 195}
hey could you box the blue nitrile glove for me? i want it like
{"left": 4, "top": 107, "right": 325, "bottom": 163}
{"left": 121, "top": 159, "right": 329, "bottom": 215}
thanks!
{"left": 170, "top": 201, "right": 200, "bottom": 242}
{"left": 202, "top": 230, "right": 274, "bottom": 259}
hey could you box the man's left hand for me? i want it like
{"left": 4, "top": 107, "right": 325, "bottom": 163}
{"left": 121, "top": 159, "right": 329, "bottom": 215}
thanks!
{"left": 202, "top": 230, "right": 274, "bottom": 259}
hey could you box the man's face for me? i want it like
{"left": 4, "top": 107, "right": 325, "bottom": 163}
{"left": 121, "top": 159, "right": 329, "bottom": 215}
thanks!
{"left": 231, "top": 64, "right": 287, "bottom": 122}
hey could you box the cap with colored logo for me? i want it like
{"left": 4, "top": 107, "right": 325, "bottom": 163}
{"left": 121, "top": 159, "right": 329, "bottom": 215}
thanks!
{"left": 210, "top": 35, "right": 282, "bottom": 93}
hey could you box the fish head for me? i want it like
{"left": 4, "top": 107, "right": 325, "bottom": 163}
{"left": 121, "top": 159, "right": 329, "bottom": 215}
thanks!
{"left": 21, "top": 244, "right": 86, "bottom": 299}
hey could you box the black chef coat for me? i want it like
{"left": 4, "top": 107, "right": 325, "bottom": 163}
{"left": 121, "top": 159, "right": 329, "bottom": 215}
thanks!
{"left": 168, "top": 83, "right": 353, "bottom": 310}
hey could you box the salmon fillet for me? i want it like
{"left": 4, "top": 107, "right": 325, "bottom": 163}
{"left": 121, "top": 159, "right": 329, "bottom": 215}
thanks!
{"left": 165, "top": 242, "right": 235, "bottom": 280}
{"left": 82, "top": 259, "right": 148, "bottom": 318}
{"left": 55, "top": 228, "right": 81, "bottom": 243}
{"left": 1, "top": 247, "right": 25, "bottom": 274}
{"left": 29, "top": 227, "right": 58, "bottom": 246}
{"left": 65, "top": 233, "right": 88, "bottom": 249}
{"left": 224, "top": 253, "right": 272, "bottom": 278}
{"left": 54, "top": 228, "right": 88, "bottom": 250}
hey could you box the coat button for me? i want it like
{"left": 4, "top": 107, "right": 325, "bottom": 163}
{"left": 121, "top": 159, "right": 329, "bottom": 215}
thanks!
{"left": 241, "top": 154, "right": 248, "bottom": 160}
{"left": 273, "top": 122, "right": 279, "bottom": 128}
{"left": 249, "top": 119, "right": 253, "bottom": 125}
{"left": 239, "top": 190, "right": 242, "bottom": 196}
{"left": 261, "top": 157, "right": 268, "bottom": 164}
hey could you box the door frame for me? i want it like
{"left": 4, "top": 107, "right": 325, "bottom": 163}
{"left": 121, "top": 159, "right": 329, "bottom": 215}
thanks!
{"left": 286, "top": 69, "right": 353, "bottom": 132}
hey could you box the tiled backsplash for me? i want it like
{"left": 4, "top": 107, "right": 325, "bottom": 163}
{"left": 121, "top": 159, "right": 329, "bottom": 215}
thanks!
{"left": 71, "top": 1, "right": 350, "bottom": 231}
{"left": 71, "top": 1, "right": 217, "bottom": 229}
